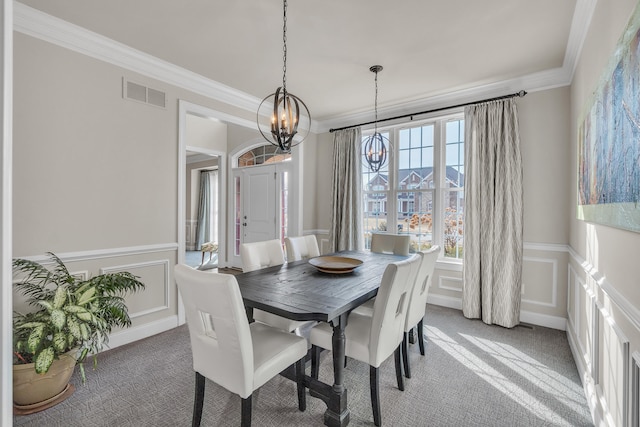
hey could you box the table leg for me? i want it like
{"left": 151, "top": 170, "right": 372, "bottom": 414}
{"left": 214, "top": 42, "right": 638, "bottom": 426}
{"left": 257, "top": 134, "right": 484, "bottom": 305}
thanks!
{"left": 323, "top": 313, "right": 350, "bottom": 427}
{"left": 245, "top": 307, "right": 254, "bottom": 323}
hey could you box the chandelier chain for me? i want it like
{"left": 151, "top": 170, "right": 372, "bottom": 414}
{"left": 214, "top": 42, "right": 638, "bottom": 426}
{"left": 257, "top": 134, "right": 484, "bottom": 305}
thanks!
{"left": 282, "top": 0, "right": 288, "bottom": 92}
{"left": 374, "top": 70, "right": 379, "bottom": 133}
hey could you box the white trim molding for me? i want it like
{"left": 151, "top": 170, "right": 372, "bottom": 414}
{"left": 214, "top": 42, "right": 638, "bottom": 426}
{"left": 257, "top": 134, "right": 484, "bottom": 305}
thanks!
{"left": 520, "top": 310, "right": 566, "bottom": 331}
{"left": 437, "top": 275, "right": 462, "bottom": 293}
{"left": 1, "top": 0, "right": 13, "bottom": 424}
{"left": 632, "top": 352, "right": 640, "bottom": 427}
{"left": 18, "top": 243, "right": 178, "bottom": 264}
{"left": 595, "top": 302, "right": 630, "bottom": 427}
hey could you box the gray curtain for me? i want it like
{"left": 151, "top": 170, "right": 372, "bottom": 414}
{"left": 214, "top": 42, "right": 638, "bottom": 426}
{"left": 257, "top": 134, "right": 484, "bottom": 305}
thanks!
{"left": 329, "top": 128, "right": 364, "bottom": 252}
{"left": 462, "top": 98, "right": 523, "bottom": 328}
{"left": 195, "top": 170, "right": 218, "bottom": 249}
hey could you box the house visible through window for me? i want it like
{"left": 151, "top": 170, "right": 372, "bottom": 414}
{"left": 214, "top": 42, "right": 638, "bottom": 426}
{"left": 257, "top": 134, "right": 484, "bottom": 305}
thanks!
{"left": 361, "top": 115, "right": 464, "bottom": 259}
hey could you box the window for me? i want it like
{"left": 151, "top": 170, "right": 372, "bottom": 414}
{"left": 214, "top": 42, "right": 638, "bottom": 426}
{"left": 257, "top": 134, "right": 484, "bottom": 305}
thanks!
{"left": 361, "top": 115, "right": 464, "bottom": 259}
{"left": 237, "top": 144, "right": 291, "bottom": 167}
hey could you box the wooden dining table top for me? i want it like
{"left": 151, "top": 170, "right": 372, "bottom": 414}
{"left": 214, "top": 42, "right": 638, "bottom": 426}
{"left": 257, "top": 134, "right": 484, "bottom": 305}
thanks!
{"left": 234, "top": 250, "right": 407, "bottom": 323}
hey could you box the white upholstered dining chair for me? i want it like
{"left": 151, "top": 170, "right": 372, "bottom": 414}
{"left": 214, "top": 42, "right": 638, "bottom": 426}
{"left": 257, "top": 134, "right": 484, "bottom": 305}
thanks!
{"left": 309, "top": 254, "right": 421, "bottom": 426}
{"left": 284, "top": 235, "right": 320, "bottom": 261}
{"left": 174, "top": 265, "right": 307, "bottom": 427}
{"left": 401, "top": 245, "right": 440, "bottom": 378}
{"left": 352, "top": 246, "right": 441, "bottom": 379}
{"left": 239, "top": 239, "right": 286, "bottom": 272}
{"left": 370, "top": 233, "right": 411, "bottom": 256}
{"left": 240, "top": 239, "right": 310, "bottom": 333}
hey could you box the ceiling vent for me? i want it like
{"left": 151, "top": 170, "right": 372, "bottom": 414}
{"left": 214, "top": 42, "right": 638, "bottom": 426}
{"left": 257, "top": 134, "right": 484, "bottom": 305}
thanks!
{"left": 123, "top": 78, "right": 166, "bottom": 109}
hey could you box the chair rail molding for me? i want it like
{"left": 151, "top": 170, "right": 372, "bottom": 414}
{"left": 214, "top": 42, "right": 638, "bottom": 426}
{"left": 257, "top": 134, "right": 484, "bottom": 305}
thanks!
{"left": 16, "top": 243, "right": 178, "bottom": 264}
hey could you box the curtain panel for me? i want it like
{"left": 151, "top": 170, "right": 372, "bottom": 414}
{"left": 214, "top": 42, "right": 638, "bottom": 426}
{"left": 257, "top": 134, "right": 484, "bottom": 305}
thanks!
{"left": 462, "top": 99, "right": 523, "bottom": 328}
{"left": 329, "top": 128, "right": 364, "bottom": 252}
{"left": 195, "top": 170, "right": 218, "bottom": 250}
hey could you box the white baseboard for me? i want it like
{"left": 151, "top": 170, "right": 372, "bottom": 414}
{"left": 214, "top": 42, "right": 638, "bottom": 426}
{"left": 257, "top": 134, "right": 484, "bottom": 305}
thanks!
{"left": 427, "top": 294, "right": 462, "bottom": 310}
{"left": 427, "top": 294, "right": 566, "bottom": 330}
{"left": 520, "top": 309, "right": 566, "bottom": 330}
{"left": 102, "top": 315, "right": 179, "bottom": 353}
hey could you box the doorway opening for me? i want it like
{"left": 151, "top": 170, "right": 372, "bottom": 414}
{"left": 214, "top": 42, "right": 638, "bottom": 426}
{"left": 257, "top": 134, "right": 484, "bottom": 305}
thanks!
{"left": 185, "top": 153, "right": 220, "bottom": 270}
{"left": 228, "top": 144, "right": 293, "bottom": 269}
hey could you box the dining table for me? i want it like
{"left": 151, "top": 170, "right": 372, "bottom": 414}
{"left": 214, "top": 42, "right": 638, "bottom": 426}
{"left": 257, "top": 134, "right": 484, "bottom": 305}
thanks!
{"left": 234, "top": 250, "right": 407, "bottom": 427}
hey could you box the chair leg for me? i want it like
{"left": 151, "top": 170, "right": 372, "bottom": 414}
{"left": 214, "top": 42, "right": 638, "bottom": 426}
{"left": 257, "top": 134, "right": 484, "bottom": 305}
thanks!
{"left": 241, "top": 395, "right": 252, "bottom": 427}
{"left": 402, "top": 332, "right": 411, "bottom": 379}
{"left": 311, "top": 345, "right": 321, "bottom": 379}
{"left": 394, "top": 346, "right": 405, "bottom": 391}
{"left": 408, "top": 327, "right": 416, "bottom": 344}
{"left": 296, "top": 358, "right": 306, "bottom": 411}
{"left": 417, "top": 319, "right": 425, "bottom": 356}
{"left": 192, "top": 372, "right": 205, "bottom": 427}
{"left": 370, "top": 366, "right": 381, "bottom": 427}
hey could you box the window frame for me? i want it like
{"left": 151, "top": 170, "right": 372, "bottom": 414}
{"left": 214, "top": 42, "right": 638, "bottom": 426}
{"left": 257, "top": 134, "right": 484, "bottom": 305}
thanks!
{"left": 361, "top": 111, "right": 465, "bottom": 262}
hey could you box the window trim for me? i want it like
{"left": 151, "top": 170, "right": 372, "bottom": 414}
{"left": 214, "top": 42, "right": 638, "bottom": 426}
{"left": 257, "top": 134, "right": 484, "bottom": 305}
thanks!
{"left": 361, "top": 111, "right": 464, "bottom": 261}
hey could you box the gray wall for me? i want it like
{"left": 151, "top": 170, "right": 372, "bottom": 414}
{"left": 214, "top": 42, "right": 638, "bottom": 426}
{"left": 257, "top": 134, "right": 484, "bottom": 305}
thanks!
{"left": 12, "top": 32, "right": 259, "bottom": 347}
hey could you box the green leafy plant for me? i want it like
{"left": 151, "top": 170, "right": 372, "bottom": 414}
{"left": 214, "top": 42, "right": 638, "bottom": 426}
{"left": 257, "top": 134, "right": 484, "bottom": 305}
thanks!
{"left": 13, "top": 252, "right": 145, "bottom": 381}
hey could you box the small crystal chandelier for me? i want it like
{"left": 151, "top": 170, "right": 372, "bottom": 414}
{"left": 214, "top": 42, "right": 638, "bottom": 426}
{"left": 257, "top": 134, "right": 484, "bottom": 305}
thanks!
{"left": 363, "top": 65, "right": 388, "bottom": 172}
{"left": 256, "top": 0, "right": 311, "bottom": 153}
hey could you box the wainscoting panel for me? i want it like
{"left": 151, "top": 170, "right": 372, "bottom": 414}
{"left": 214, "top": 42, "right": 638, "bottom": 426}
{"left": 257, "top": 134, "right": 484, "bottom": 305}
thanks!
{"left": 13, "top": 245, "right": 180, "bottom": 356}
{"left": 438, "top": 275, "right": 463, "bottom": 293}
{"left": 596, "top": 303, "right": 630, "bottom": 427}
{"left": 567, "top": 247, "right": 638, "bottom": 427}
{"left": 100, "top": 259, "right": 170, "bottom": 318}
{"left": 425, "top": 243, "right": 568, "bottom": 329}
{"left": 522, "top": 256, "right": 557, "bottom": 307}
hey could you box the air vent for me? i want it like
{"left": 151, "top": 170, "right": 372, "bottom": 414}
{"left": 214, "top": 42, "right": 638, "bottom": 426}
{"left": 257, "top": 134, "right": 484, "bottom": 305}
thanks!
{"left": 123, "top": 78, "right": 166, "bottom": 109}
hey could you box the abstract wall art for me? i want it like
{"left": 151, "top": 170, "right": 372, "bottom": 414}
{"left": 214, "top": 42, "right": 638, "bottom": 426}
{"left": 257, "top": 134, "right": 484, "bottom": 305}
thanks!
{"left": 577, "top": 2, "right": 640, "bottom": 233}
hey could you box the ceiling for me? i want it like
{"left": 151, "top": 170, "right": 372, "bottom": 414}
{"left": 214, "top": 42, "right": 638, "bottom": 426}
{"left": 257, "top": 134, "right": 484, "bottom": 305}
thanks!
{"left": 18, "top": 0, "right": 587, "bottom": 130}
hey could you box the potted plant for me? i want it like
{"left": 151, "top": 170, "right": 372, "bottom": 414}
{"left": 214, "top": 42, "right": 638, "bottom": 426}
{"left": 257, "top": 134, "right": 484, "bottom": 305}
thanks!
{"left": 12, "top": 252, "right": 145, "bottom": 410}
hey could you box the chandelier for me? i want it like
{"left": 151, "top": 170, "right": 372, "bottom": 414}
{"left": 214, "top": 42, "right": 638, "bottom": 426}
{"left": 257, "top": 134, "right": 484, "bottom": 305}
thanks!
{"left": 363, "top": 65, "right": 388, "bottom": 172}
{"left": 256, "top": 0, "right": 311, "bottom": 153}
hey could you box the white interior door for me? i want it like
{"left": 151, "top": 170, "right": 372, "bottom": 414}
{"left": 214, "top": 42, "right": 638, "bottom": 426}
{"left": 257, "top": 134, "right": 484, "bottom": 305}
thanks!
{"left": 229, "top": 162, "right": 292, "bottom": 268}
{"left": 243, "top": 164, "right": 277, "bottom": 244}
{"left": 228, "top": 164, "right": 277, "bottom": 268}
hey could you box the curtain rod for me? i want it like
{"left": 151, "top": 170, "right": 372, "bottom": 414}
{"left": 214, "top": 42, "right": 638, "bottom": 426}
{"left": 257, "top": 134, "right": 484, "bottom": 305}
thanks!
{"left": 329, "top": 90, "right": 527, "bottom": 133}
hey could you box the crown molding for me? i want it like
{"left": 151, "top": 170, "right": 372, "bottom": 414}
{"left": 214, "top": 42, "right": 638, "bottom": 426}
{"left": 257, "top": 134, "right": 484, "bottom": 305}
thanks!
{"left": 13, "top": 3, "right": 316, "bottom": 129}
{"left": 14, "top": 0, "right": 593, "bottom": 135}
{"left": 563, "top": 0, "right": 598, "bottom": 79}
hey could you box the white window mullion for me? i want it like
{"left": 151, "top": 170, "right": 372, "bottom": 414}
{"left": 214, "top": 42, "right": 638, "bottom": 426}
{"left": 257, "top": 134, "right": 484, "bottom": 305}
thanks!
{"left": 433, "top": 121, "right": 445, "bottom": 250}
{"left": 388, "top": 130, "right": 398, "bottom": 233}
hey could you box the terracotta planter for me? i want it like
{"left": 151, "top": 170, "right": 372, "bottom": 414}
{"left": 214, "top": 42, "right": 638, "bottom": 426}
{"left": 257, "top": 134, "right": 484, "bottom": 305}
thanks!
{"left": 13, "top": 349, "right": 77, "bottom": 408}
